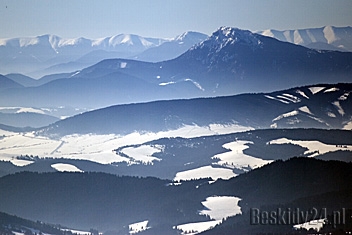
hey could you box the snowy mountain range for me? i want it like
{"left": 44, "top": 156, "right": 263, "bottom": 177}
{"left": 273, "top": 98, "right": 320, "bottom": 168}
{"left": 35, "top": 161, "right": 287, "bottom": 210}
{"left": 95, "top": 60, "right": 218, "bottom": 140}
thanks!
{"left": 1, "top": 26, "right": 351, "bottom": 78}
{"left": 0, "top": 32, "right": 207, "bottom": 77}
{"left": 1, "top": 26, "right": 351, "bottom": 109}
{"left": 258, "top": 25, "right": 352, "bottom": 52}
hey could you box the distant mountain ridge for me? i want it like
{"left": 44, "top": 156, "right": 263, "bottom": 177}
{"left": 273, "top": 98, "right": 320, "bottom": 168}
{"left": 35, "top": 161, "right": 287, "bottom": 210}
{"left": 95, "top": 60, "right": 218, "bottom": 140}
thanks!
{"left": 258, "top": 25, "right": 352, "bottom": 52}
{"left": 0, "top": 32, "right": 207, "bottom": 77}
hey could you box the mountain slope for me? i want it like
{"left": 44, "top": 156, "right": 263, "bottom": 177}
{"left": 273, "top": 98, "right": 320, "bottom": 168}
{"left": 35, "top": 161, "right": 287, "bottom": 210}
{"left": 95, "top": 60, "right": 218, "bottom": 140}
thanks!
{"left": 0, "top": 75, "right": 23, "bottom": 90}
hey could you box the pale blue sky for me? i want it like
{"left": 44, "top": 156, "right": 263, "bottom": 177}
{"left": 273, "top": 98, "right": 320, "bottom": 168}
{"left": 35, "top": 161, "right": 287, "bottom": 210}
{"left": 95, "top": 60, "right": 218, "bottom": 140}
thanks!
{"left": 1, "top": 0, "right": 351, "bottom": 39}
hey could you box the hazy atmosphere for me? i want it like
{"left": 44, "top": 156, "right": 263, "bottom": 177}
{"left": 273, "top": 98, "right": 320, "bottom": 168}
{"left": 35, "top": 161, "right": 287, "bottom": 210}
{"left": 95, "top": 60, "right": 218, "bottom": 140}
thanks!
{"left": 1, "top": 1, "right": 352, "bottom": 235}
{"left": 1, "top": 0, "right": 352, "bottom": 38}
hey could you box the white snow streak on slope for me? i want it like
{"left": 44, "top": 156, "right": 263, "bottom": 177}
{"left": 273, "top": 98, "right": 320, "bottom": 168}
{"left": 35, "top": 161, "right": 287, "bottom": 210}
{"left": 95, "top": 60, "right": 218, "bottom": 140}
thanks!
{"left": 268, "top": 138, "right": 352, "bottom": 157}
{"left": 277, "top": 94, "right": 300, "bottom": 103}
{"left": 212, "top": 141, "right": 272, "bottom": 170}
{"left": 272, "top": 110, "right": 299, "bottom": 122}
{"left": 324, "top": 87, "right": 339, "bottom": 93}
{"left": 174, "top": 166, "right": 236, "bottom": 181}
{"left": 51, "top": 163, "right": 83, "bottom": 172}
{"left": 296, "top": 90, "right": 310, "bottom": 99}
{"left": 309, "top": 87, "right": 325, "bottom": 95}
{"left": 129, "top": 220, "right": 150, "bottom": 234}
{"left": 199, "top": 196, "right": 242, "bottom": 220}
{"left": 264, "top": 95, "right": 289, "bottom": 104}
{"left": 332, "top": 101, "right": 345, "bottom": 116}
{"left": 0, "top": 124, "right": 253, "bottom": 164}
{"left": 16, "top": 107, "right": 46, "bottom": 114}
{"left": 293, "top": 219, "right": 325, "bottom": 232}
{"left": 120, "top": 145, "right": 162, "bottom": 165}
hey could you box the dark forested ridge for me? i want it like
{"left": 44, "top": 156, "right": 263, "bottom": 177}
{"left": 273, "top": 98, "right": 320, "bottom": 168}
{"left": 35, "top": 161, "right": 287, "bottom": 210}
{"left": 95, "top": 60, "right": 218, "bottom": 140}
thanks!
{"left": 35, "top": 83, "right": 352, "bottom": 137}
{"left": 0, "top": 158, "right": 351, "bottom": 234}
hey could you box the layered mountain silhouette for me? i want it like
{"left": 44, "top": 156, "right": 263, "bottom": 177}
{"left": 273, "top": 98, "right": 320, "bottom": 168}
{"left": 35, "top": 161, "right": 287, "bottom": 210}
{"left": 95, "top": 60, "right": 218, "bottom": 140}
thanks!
{"left": 1, "top": 27, "right": 352, "bottom": 109}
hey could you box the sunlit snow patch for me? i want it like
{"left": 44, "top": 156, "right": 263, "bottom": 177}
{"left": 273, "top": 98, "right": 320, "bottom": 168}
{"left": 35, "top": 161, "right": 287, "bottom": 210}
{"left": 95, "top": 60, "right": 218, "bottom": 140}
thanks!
{"left": 120, "top": 62, "right": 127, "bottom": 68}
{"left": 212, "top": 141, "right": 272, "bottom": 170}
{"left": 10, "top": 159, "right": 34, "bottom": 166}
{"left": 199, "top": 196, "right": 242, "bottom": 220}
{"left": 174, "top": 165, "right": 236, "bottom": 181}
{"left": 129, "top": 220, "right": 150, "bottom": 234}
{"left": 174, "top": 196, "right": 241, "bottom": 235}
{"left": 298, "top": 106, "right": 314, "bottom": 115}
{"left": 293, "top": 218, "right": 326, "bottom": 232}
{"left": 120, "top": 145, "right": 163, "bottom": 165}
{"left": 51, "top": 163, "right": 83, "bottom": 172}
{"left": 344, "top": 121, "right": 352, "bottom": 130}
{"left": 308, "top": 86, "right": 325, "bottom": 95}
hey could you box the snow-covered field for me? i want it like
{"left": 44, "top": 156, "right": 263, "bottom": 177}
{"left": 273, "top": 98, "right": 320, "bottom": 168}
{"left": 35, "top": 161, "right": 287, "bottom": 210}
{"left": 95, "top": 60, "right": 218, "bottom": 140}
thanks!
{"left": 212, "top": 140, "right": 272, "bottom": 170}
{"left": 174, "top": 140, "right": 272, "bottom": 181}
{"left": 268, "top": 138, "right": 352, "bottom": 157}
{"left": 174, "top": 196, "right": 242, "bottom": 235}
{"left": 0, "top": 124, "right": 252, "bottom": 166}
{"left": 174, "top": 165, "right": 237, "bottom": 181}
{"left": 120, "top": 145, "right": 163, "bottom": 165}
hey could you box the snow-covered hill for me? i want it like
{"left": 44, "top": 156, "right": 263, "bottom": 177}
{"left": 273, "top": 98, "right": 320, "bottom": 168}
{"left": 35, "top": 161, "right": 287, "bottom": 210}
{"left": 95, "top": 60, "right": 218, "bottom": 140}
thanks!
{"left": 258, "top": 26, "right": 352, "bottom": 52}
